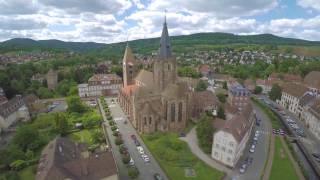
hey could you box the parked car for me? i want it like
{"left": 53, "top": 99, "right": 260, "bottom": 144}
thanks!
{"left": 134, "top": 139, "right": 141, "bottom": 146}
{"left": 239, "top": 163, "right": 247, "bottom": 173}
{"left": 312, "top": 153, "right": 320, "bottom": 162}
{"left": 244, "top": 156, "right": 253, "bottom": 165}
{"left": 154, "top": 173, "right": 163, "bottom": 180}
{"left": 137, "top": 146, "right": 144, "bottom": 154}
{"left": 129, "top": 158, "right": 135, "bottom": 166}
{"left": 249, "top": 145, "right": 255, "bottom": 153}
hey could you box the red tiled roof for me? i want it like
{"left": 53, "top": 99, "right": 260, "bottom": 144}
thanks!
{"left": 121, "top": 85, "right": 138, "bottom": 96}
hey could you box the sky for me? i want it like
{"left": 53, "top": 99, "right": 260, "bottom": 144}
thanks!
{"left": 0, "top": 0, "right": 320, "bottom": 43}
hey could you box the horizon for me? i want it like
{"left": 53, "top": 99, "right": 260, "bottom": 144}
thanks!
{"left": 0, "top": 0, "right": 319, "bottom": 43}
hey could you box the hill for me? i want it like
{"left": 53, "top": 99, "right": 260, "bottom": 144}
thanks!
{"left": 0, "top": 38, "right": 105, "bottom": 53}
{"left": 1, "top": 33, "right": 320, "bottom": 54}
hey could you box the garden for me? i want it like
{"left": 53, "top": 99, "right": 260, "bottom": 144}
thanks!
{"left": 142, "top": 132, "right": 224, "bottom": 180}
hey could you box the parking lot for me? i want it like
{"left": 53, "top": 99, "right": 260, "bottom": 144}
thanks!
{"left": 104, "top": 98, "right": 168, "bottom": 180}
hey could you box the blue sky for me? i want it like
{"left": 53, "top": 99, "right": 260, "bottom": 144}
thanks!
{"left": 0, "top": 0, "right": 319, "bottom": 43}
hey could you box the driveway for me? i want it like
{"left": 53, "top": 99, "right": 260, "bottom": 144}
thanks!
{"left": 104, "top": 97, "right": 168, "bottom": 180}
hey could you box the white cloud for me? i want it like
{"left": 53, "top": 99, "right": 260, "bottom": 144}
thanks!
{"left": 297, "top": 0, "right": 320, "bottom": 11}
{"left": 148, "top": 0, "right": 278, "bottom": 17}
{"left": 0, "top": 0, "right": 39, "bottom": 14}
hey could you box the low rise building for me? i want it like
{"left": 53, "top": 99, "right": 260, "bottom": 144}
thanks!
{"left": 78, "top": 74, "right": 122, "bottom": 98}
{"left": 188, "top": 90, "right": 219, "bottom": 120}
{"left": 279, "top": 83, "right": 308, "bottom": 115}
{"left": 36, "top": 137, "right": 118, "bottom": 180}
{"left": 211, "top": 104, "right": 254, "bottom": 167}
{"left": 0, "top": 95, "right": 30, "bottom": 131}
{"left": 302, "top": 99, "right": 320, "bottom": 140}
{"left": 228, "top": 85, "right": 250, "bottom": 110}
{"left": 304, "top": 71, "right": 320, "bottom": 96}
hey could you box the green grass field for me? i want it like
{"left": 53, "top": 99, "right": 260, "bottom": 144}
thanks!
{"left": 18, "top": 165, "right": 36, "bottom": 180}
{"left": 69, "top": 129, "right": 93, "bottom": 144}
{"left": 269, "top": 137, "right": 299, "bottom": 180}
{"left": 142, "top": 133, "right": 224, "bottom": 180}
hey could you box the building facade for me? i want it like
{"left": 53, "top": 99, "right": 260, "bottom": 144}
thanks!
{"left": 279, "top": 83, "right": 308, "bottom": 115}
{"left": 228, "top": 85, "right": 250, "bottom": 110}
{"left": 211, "top": 105, "right": 254, "bottom": 167}
{"left": 78, "top": 74, "right": 122, "bottom": 98}
{"left": 118, "top": 18, "right": 217, "bottom": 134}
{"left": 0, "top": 95, "right": 30, "bottom": 131}
{"left": 304, "top": 71, "right": 320, "bottom": 96}
{"left": 46, "top": 69, "right": 58, "bottom": 90}
{"left": 302, "top": 99, "right": 320, "bottom": 140}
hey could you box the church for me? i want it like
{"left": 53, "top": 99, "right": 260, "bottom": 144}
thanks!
{"left": 118, "top": 18, "right": 217, "bottom": 133}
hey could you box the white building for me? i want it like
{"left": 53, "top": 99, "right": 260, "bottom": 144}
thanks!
{"left": 0, "top": 95, "right": 30, "bottom": 131}
{"left": 279, "top": 83, "right": 308, "bottom": 115}
{"left": 304, "top": 71, "right": 320, "bottom": 97}
{"left": 78, "top": 74, "right": 122, "bottom": 98}
{"left": 211, "top": 105, "right": 254, "bottom": 167}
{"left": 303, "top": 99, "right": 320, "bottom": 140}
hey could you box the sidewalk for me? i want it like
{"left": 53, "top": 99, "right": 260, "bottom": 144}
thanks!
{"left": 262, "top": 135, "right": 275, "bottom": 180}
{"left": 180, "top": 127, "right": 233, "bottom": 175}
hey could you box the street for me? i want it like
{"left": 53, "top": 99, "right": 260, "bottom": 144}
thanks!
{"left": 259, "top": 95, "right": 320, "bottom": 179}
{"left": 102, "top": 97, "right": 168, "bottom": 180}
{"left": 228, "top": 105, "right": 272, "bottom": 180}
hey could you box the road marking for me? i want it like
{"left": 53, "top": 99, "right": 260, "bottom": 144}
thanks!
{"left": 114, "top": 117, "right": 123, "bottom": 121}
{"left": 108, "top": 105, "right": 116, "bottom": 108}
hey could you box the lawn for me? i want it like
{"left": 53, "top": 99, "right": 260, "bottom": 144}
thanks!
{"left": 142, "top": 133, "right": 224, "bottom": 180}
{"left": 69, "top": 129, "right": 94, "bottom": 144}
{"left": 18, "top": 165, "right": 37, "bottom": 180}
{"left": 269, "top": 137, "right": 299, "bottom": 180}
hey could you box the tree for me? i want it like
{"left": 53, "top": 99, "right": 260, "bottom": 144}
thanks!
{"left": 217, "top": 106, "right": 226, "bottom": 120}
{"left": 195, "top": 80, "right": 208, "bottom": 91}
{"left": 196, "top": 115, "right": 214, "bottom": 153}
{"left": 12, "top": 126, "right": 41, "bottom": 151}
{"left": 122, "top": 154, "right": 130, "bottom": 164}
{"left": 254, "top": 86, "right": 263, "bottom": 94}
{"left": 269, "top": 84, "right": 282, "bottom": 101}
{"left": 128, "top": 166, "right": 139, "bottom": 179}
{"left": 216, "top": 93, "right": 226, "bottom": 103}
{"left": 223, "top": 81, "right": 228, "bottom": 90}
{"left": 36, "top": 87, "right": 54, "bottom": 99}
{"left": 54, "top": 113, "right": 69, "bottom": 136}
{"left": 67, "top": 96, "right": 87, "bottom": 113}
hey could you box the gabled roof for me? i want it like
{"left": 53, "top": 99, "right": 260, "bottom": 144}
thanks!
{"left": 158, "top": 17, "right": 172, "bottom": 60}
{"left": 36, "top": 137, "right": 117, "bottom": 180}
{"left": 281, "top": 83, "right": 308, "bottom": 98}
{"left": 304, "top": 71, "right": 320, "bottom": 89}
{"left": 218, "top": 104, "right": 253, "bottom": 143}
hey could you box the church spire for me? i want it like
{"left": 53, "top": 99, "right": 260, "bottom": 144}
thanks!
{"left": 123, "top": 42, "right": 134, "bottom": 63}
{"left": 158, "top": 15, "right": 172, "bottom": 60}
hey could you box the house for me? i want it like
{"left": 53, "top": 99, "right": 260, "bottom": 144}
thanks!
{"left": 304, "top": 71, "right": 320, "bottom": 96}
{"left": 228, "top": 85, "right": 250, "bottom": 110}
{"left": 189, "top": 90, "right": 219, "bottom": 120}
{"left": 198, "top": 64, "right": 212, "bottom": 77}
{"left": 23, "top": 94, "right": 47, "bottom": 116}
{"left": 211, "top": 104, "right": 255, "bottom": 167}
{"left": 31, "top": 73, "right": 46, "bottom": 83}
{"left": 279, "top": 83, "right": 309, "bottom": 115}
{"left": 78, "top": 74, "right": 122, "bottom": 98}
{"left": 0, "top": 95, "right": 30, "bottom": 131}
{"left": 244, "top": 79, "right": 255, "bottom": 92}
{"left": 302, "top": 99, "right": 320, "bottom": 140}
{"left": 36, "top": 137, "right": 118, "bottom": 180}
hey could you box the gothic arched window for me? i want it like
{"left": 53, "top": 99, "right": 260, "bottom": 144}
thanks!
{"left": 178, "top": 102, "right": 183, "bottom": 122}
{"left": 171, "top": 103, "right": 175, "bottom": 122}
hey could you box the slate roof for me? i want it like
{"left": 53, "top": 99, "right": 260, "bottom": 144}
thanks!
{"left": 299, "top": 92, "right": 316, "bottom": 106}
{"left": 304, "top": 71, "right": 320, "bottom": 89}
{"left": 123, "top": 43, "right": 135, "bottom": 63}
{"left": 310, "top": 99, "right": 320, "bottom": 119}
{"left": 36, "top": 137, "right": 117, "bottom": 180}
{"left": 0, "top": 95, "right": 25, "bottom": 118}
{"left": 158, "top": 18, "right": 172, "bottom": 60}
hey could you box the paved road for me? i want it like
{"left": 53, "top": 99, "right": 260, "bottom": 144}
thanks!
{"left": 228, "top": 105, "right": 272, "bottom": 180}
{"left": 104, "top": 98, "right": 168, "bottom": 180}
{"left": 259, "top": 95, "right": 319, "bottom": 179}
{"left": 180, "top": 103, "right": 272, "bottom": 180}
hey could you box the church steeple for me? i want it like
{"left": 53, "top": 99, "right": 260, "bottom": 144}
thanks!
{"left": 158, "top": 16, "right": 172, "bottom": 60}
{"left": 123, "top": 43, "right": 135, "bottom": 64}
